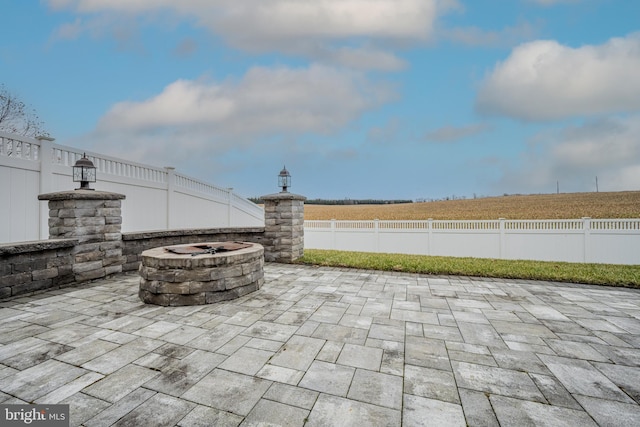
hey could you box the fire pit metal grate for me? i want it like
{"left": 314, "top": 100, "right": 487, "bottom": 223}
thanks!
{"left": 164, "top": 242, "right": 252, "bottom": 256}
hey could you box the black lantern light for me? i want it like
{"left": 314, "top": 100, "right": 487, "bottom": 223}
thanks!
{"left": 278, "top": 166, "right": 291, "bottom": 192}
{"left": 72, "top": 153, "right": 96, "bottom": 190}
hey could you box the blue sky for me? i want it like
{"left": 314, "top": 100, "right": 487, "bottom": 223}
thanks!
{"left": 2, "top": 0, "right": 639, "bottom": 200}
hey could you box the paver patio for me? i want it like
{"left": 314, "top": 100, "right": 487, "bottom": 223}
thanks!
{"left": 1, "top": 263, "right": 639, "bottom": 426}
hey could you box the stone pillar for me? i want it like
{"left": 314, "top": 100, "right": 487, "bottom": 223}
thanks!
{"left": 38, "top": 190, "right": 126, "bottom": 282}
{"left": 262, "top": 192, "right": 306, "bottom": 262}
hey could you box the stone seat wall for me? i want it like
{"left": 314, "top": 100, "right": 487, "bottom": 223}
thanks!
{"left": 0, "top": 239, "right": 77, "bottom": 298}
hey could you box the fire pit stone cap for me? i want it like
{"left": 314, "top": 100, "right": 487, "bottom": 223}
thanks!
{"left": 140, "top": 242, "right": 264, "bottom": 268}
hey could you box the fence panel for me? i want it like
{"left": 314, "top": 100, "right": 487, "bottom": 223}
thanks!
{"left": 589, "top": 219, "right": 640, "bottom": 264}
{"left": 0, "top": 132, "right": 43, "bottom": 242}
{"left": 501, "top": 220, "right": 585, "bottom": 262}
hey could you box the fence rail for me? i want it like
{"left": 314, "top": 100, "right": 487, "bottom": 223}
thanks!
{"left": 304, "top": 218, "right": 640, "bottom": 265}
{"left": 0, "top": 132, "right": 41, "bottom": 160}
{"left": 0, "top": 131, "right": 264, "bottom": 243}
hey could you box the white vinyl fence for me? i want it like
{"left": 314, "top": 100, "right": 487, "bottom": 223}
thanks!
{"left": 304, "top": 218, "right": 640, "bottom": 265}
{"left": 0, "top": 131, "right": 264, "bottom": 243}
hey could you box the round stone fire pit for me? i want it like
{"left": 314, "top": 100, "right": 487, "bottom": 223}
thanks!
{"left": 138, "top": 241, "right": 264, "bottom": 306}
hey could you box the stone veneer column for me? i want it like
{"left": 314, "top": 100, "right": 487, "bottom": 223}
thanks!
{"left": 38, "top": 190, "right": 126, "bottom": 282}
{"left": 261, "top": 192, "right": 306, "bottom": 262}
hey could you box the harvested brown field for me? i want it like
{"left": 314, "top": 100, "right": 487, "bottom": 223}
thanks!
{"left": 304, "top": 191, "right": 640, "bottom": 220}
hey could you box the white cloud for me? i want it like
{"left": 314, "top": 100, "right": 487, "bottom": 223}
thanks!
{"left": 99, "top": 65, "right": 392, "bottom": 133}
{"left": 46, "top": 0, "right": 445, "bottom": 70}
{"left": 208, "top": 0, "right": 437, "bottom": 44}
{"left": 495, "top": 115, "right": 640, "bottom": 193}
{"left": 476, "top": 34, "right": 640, "bottom": 121}
{"left": 424, "top": 123, "right": 493, "bottom": 142}
{"left": 92, "top": 65, "right": 395, "bottom": 165}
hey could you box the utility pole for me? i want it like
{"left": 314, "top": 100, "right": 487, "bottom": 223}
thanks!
{"left": 595, "top": 176, "right": 599, "bottom": 192}
{"left": 557, "top": 181, "right": 559, "bottom": 194}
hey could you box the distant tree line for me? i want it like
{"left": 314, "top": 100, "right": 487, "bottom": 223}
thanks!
{"left": 248, "top": 197, "right": 413, "bottom": 205}
{"left": 306, "top": 199, "right": 413, "bottom": 205}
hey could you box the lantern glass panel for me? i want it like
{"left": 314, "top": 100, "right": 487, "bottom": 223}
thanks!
{"left": 73, "top": 165, "right": 96, "bottom": 182}
{"left": 73, "top": 166, "right": 83, "bottom": 182}
{"left": 85, "top": 167, "right": 96, "bottom": 182}
{"left": 278, "top": 174, "right": 290, "bottom": 188}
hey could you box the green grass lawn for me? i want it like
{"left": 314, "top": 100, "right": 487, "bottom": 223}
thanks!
{"left": 297, "top": 249, "right": 640, "bottom": 288}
